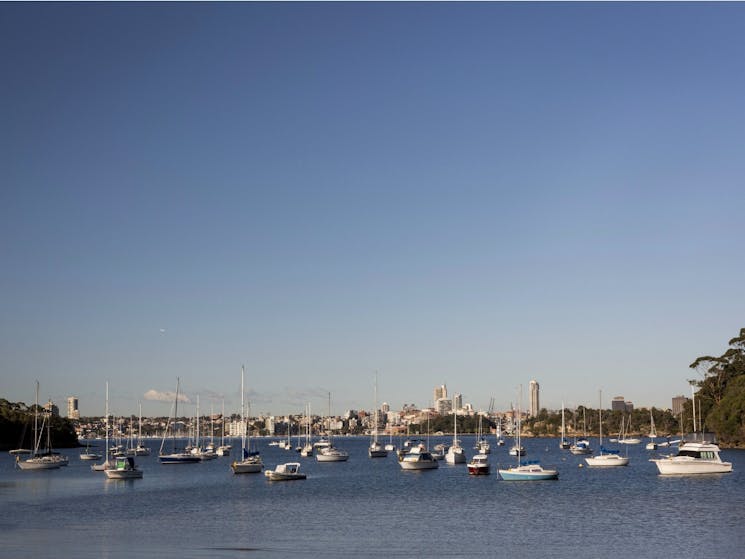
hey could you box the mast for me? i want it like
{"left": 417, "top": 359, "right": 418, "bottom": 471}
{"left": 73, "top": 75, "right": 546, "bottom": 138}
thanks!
{"left": 598, "top": 390, "right": 603, "bottom": 451}
{"left": 373, "top": 372, "right": 379, "bottom": 445}
{"left": 173, "top": 377, "right": 180, "bottom": 452}
{"left": 138, "top": 402, "right": 142, "bottom": 447}
{"left": 33, "top": 380, "right": 40, "bottom": 455}
{"left": 105, "top": 382, "right": 109, "bottom": 459}
{"left": 240, "top": 365, "right": 246, "bottom": 456}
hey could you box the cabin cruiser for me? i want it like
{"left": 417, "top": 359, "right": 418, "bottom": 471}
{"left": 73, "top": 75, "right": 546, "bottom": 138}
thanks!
{"left": 651, "top": 440, "right": 732, "bottom": 475}
{"left": 399, "top": 445, "right": 439, "bottom": 470}
{"left": 467, "top": 453, "right": 490, "bottom": 475}
{"left": 265, "top": 462, "right": 306, "bottom": 481}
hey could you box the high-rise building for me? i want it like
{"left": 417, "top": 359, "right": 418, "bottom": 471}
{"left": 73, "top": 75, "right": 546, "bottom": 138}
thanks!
{"left": 381, "top": 402, "right": 390, "bottom": 414}
{"left": 434, "top": 384, "right": 447, "bottom": 403}
{"left": 529, "top": 380, "right": 539, "bottom": 417}
{"left": 44, "top": 399, "right": 59, "bottom": 417}
{"left": 611, "top": 397, "right": 627, "bottom": 412}
{"left": 453, "top": 393, "right": 463, "bottom": 413}
{"left": 67, "top": 396, "right": 80, "bottom": 420}
{"left": 672, "top": 395, "right": 688, "bottom": 416}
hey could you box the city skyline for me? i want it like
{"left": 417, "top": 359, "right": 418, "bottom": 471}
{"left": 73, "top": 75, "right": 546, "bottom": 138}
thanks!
{"left": 2, "top": 3, "right": 744, "bottom": 417}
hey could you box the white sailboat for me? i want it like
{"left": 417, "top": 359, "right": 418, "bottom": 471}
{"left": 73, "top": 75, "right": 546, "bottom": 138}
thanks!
{"left": 17, "top": 381, "right": 63, "bottom": 471}
{"left": 474, "top": 414, "right": 491, "bottom": 454}
{"left": 498, "top": 386, "right": 558, "bottom": 481}
{"left": 445, "top": 397, "right": 466, "bottom": 464}
{"left": 159, "top": 378, "right": 200, "bottom": 464}
{"left": 316, "top": 393, "right": 349, "bottom": 462}
{"left": 91, "top": 382, "right": 113, "bottom": 471}
{"left": 570, "top": 407, "right": 592, "bottom": 455}
{"left": 369, "top": 373, "right": 387, "bottom": 458}
{"left": 300, "top": 403, "right": 313, "bottom": 457}
{"left": 646, "top": 410, "right": 658, "bottom": 450}
{"left": 216, "top": 398, "right": 231, "bottom": 456}
{"left": 231, "top": 365, "right": 263, "bottom": 474}
{"left": 559, "top": 402, "right": 570, "bottom": 449}
{"left": 585, "top": 390, "right": 629, "bottom": 467}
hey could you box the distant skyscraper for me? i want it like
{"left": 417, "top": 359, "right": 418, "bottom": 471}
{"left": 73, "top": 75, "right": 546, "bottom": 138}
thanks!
{"left": 44, "top": 400, "right": 59, "bottom": 417}
{"left": 529, "top": 380, "right": 539, "bottom": 417}
{"left": 672, "top": 395, "right": 688, "bottom": 416}
{"left": 453, "top": 393, "right": 463, "bottom": 412}
{"left": 434, "top": 384, "right": 447, "bottom": 404}
{"left": 67, "top": 396, "right": 80, "bottom": 420}
{"left": 381, "top": 402, "right": 390, "bottom": 414}
{"left": 611, "top": 397, "right": 627, "bottom": 412}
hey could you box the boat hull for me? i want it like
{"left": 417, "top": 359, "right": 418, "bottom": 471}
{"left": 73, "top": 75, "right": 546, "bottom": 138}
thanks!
{"left": 105, "top": 469, "right": 143, "bottom": 479}
{"left": 585, "top": 454, "right": 629, "bottom": 467}
{"left": 231, "top": 459, "right": 263, "bottom": 474}
{"left": 16, "top": 457, "right": 61, "bottom": 470}
{"left": 652, "top": 457, "right": 732, "bottom": 475}
{"left": 159, "top": 453, "right": 201, "bottom": 464}
{"left": 467, "top": 464, "right": 490, "bottom": 475}
{"left": 498, "top": 466, "right": 558, "bottom": 481}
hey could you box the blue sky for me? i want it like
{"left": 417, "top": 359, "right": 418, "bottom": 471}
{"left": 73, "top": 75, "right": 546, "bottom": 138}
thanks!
{"left": 2, "top": 2, "right": 744, "bottom": 418}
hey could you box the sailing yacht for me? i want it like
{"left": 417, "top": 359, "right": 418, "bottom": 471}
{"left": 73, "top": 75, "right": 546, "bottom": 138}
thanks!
{"left": 300, "top": 404, "right": 314, "bottom": 457}
{"left": 369, "top": 374, "right": 387, "bottom": 458}
{"left": 445, "top": 398, "right": 466, "bottom": 464}
{"left": 316, "top": 393, "right": 349, "bottom": 462}
{"left": 17, "top": 381, "right": 63, "bottom": 471}
{"left": 92, "top": 382, "right": 114, "bottom": 471}
{"left": 646, "top": 410, "right": 658, "bottom": 450}
{"left": 585, "top": 391, "right": 629, "bottom": 467}
{"left": 231, "top": 365, "right": 263, "bottom": 474}
{"left": 559, "top": 403, "right": 570, "bottom": 449}
{"left": 159, "top": 378, "right": 200, "bottom": 464}
{"left": 499, "top": 386, "right": 558, "bottom": 481}
{"left": 570, "top": 407, "right": 593, "bottom": 455}
{"left": 474, "top": 414, "right": 491, "bottom": 454}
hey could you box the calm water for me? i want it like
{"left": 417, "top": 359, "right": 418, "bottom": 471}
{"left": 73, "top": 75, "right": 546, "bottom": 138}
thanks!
{"left": 2, "top": 436, "right": 744, "bottom": 559}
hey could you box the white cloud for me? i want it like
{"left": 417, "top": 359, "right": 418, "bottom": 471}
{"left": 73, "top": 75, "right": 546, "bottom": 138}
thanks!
{"left": 144, "top": 389, "right": 190, "bottom": 404}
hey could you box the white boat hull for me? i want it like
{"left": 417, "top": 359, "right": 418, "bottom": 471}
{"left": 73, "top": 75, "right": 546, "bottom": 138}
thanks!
{"left": 498, "top": 465, "right": 558, "bottom": 481}
{"left": 652, "top": 457, "right": 732, "bottom": 475}
{"left": 16, "top": 457, "right": 61, "bottom": 470}
{"left": 445, "top": 448, "right": 466, "bottom": 464}
{"left": 585, "top": 454, "right": 629, "bottom": 467}
{"left": 316, "top": 449, "right": 349, "bottom": 462}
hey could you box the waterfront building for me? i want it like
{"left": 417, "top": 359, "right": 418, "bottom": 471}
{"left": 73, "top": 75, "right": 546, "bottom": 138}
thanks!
{"left": 529, "top": 380, "right": 539, "bottom": 417}
{"left": 67, "top": 396, "right": 80, "bottom": 420}
{"left": 436, "top": 397, "right": 452, "bottom": 415}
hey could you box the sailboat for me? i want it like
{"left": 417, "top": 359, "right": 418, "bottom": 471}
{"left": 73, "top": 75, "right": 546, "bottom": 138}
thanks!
{"left": 585, "top": 390, "right": 629, "bottom": 467}
{"left": 646, "top": 410, "right": 658, "bottom": 450}
{"left": 17, "top": 381, "right": 63, "bottom": 470}
{"left": 92, "top": 382, "right": 114, "bottom": 471}
{"left": 474, "top": 413, "right": 491, "bottom": 454}
{"left": 570, "top": 407, "right": 592, "bottom": 455}
{"left": 399, "top": 410, "right": 438, "bottom": 470}
{"left": 300, "top": 403, "right": 314, "bottom": 457}
{"left": 159, "top": 378, "right": 200, "bottom": 464}
{"left": 369, "top": 373, "right": 387, "bottom": 458}
{"left": 316, "top": 393, "right": 349, "bottom": 462}
{"left": 618, "top": 415, "right": 641, "bottom": 444}
{"left": 133, "top": 402, "right": 151, "bottom": 455}
{"left": 498, "top": 386, "right": 558, "bottom": 481}
{"left": 508, "top": 404, "right": 526, "bottom": 457}
{"left": 231, "top": 365, "right": 263, "bottom": 474}
{"left": 495, "top": 417, "right": 505, "bottom": 446}
{"left": 559, "top": 402, "right": 570, "bottom": 449}
{"left": 445, "top": 397, "right": 466, "bottom": 464}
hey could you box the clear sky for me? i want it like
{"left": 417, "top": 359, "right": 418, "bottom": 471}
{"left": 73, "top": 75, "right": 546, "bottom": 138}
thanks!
{"left": 2, "top": 2, "right": 744, "bottom": 418}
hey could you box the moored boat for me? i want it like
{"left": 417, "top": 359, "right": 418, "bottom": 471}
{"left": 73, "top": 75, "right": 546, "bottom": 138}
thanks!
{"left": 650, "top": 440, "right": 732, "bottom": 475}
{"left": 467, "top": 453, "right": 490, "bottom": 475}
{"left": 399, "top": 445, "right": 439, "bottom": 470}
{"left": 105, "top": 456, "right": 143, "bottom": 479}
{"left": 264, "top": 462, "right": 306, "bottom": 481}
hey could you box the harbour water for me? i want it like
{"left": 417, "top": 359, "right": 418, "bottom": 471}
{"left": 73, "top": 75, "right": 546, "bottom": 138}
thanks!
{"left": 2, "top": 436, "right": 744, "bottom": 558}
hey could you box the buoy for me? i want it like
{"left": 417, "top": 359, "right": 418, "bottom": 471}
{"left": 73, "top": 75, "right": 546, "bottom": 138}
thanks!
{"left": 578, "top": 463, "right": 584, "bottom": 468}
